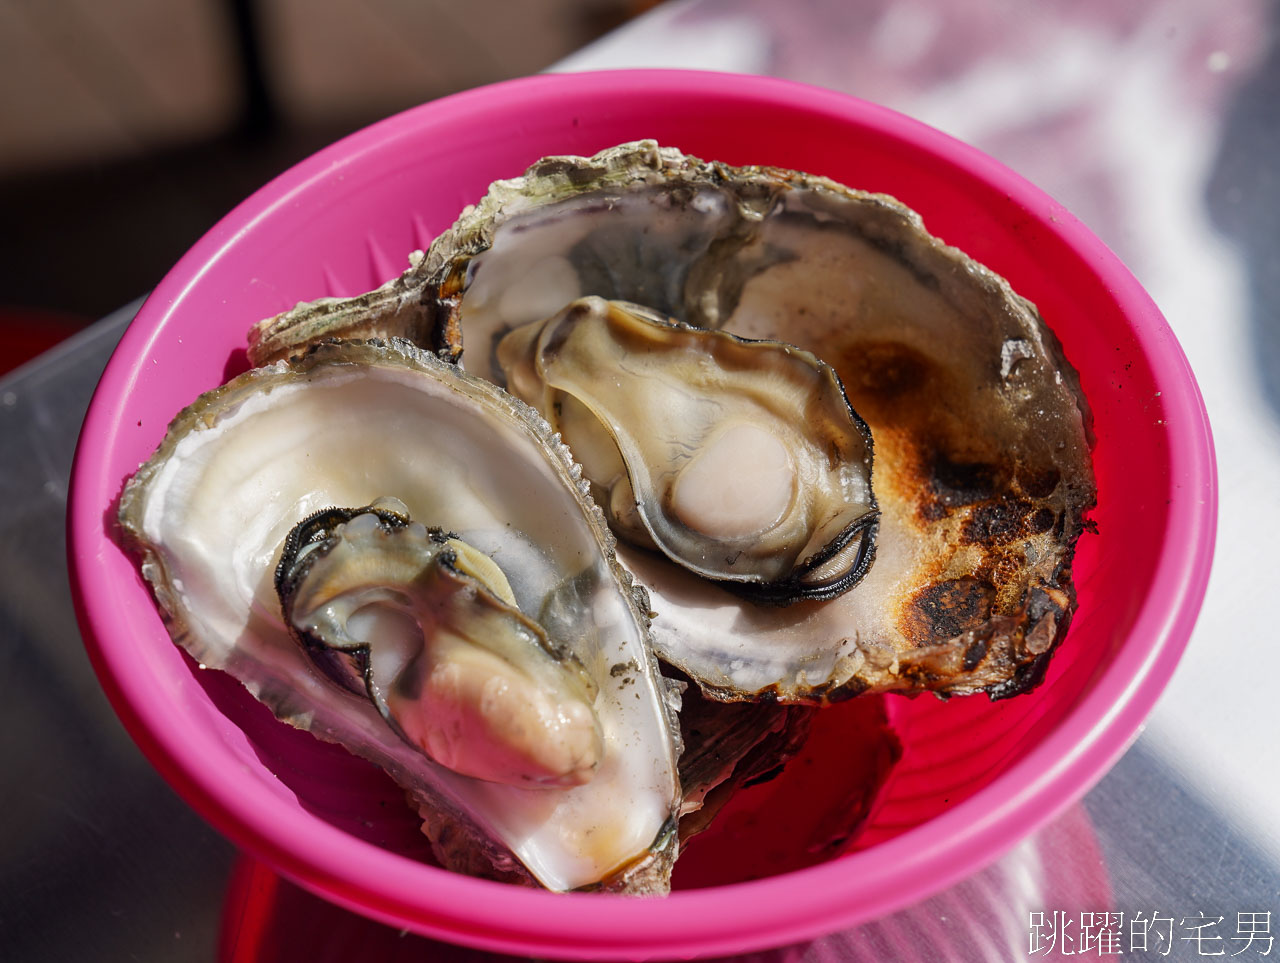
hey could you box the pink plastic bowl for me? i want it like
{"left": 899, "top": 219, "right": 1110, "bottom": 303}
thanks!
{"left": 69, "top": 71, "right": 1215, "bottom": 959}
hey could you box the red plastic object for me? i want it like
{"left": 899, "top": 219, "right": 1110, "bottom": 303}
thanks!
{"left": 0, "top": 307, "right": 85, "bottom": 375}
{"left": 68, "top": 71, "right": 1215, "bottom": 960}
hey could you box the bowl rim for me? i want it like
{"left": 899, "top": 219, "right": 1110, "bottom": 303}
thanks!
{"left": 68, "top": 68, "right": 1217, "bottom": 960}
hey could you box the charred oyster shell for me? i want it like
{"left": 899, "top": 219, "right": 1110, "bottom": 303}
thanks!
{"left": 247, "top": 142, "right": 1096, "bottom": 706}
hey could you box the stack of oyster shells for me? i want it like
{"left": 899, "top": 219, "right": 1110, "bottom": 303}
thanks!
{"left": 117, "top": 142, "right": 1095, "bottom": 894}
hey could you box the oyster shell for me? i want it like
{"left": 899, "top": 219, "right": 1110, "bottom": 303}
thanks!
{"left": 117, "top": 338, "right": 682, "bottom": 892}
{"left": 495, "top": 296, "right": 877, "bottom": 604}
{"left": 672, "top": 678, "right": 817, "bottom": 843}
{"left": 247, "top": 141, "right": 1096, "bottom": 706}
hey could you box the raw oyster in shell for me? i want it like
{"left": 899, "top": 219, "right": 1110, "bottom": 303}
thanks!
{"left": 117, "top": 338, "right": 683, "bottom": 892}
{"left": 275, "top": 498, "right": 606, "bottom": 788}
{"left": 247, "top": 141, "right": 1096, "bottom": 706}
{"left": 495, "top": 296, "right": 878, "bottom": 604}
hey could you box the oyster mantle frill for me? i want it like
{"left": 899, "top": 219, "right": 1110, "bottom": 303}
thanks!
{"left": 117, "top": 338, "right": 683, "bottom": 892}
{"left": 248, "top": 141, "right": 1097, "bottom": 706}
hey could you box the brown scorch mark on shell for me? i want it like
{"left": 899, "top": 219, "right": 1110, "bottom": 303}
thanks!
{"left": 903, "top": 577, "right": 996, "bottom": 646}
{"left": 824, "top": 328, "right": 1089, "bottom": 697}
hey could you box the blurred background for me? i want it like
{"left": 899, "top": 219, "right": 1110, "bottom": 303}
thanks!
{"left": 0, "top": 0, "right": 657, "bottom": 371}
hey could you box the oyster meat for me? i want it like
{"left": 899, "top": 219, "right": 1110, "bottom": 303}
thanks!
{"left": 247, "top": 141, "right": 1096, "bottom": 707}
{"left": 118, "top": 339, "right": 682, "bottom": 892}
{"left": 275, "top": 498, "right": 605, "bottom": 788}
{"left": 496, "top": 296, "right": 877, "bottom": 604}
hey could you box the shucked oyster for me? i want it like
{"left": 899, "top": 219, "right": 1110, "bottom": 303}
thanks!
{"left": 496, "top": 296, "right": 878, "bottom": 604}
{"left": 118, "top": 338, "right": 682, "bottom": 892}
{"left": 249, "top": 141, "right": 1096, "bottom": 706}
{"left": 275, "top": 498, "right": 605, "bottom": 788}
